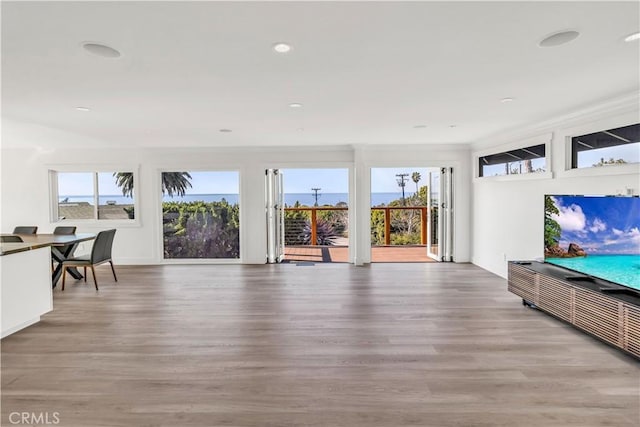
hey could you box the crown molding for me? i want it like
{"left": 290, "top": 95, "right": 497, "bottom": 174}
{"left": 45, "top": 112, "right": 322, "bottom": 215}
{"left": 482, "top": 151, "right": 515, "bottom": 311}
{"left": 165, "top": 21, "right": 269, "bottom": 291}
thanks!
{"left": 352, "top": 142, "right": 471, "bottom": 152}
{"left": 471, "top": 91, "right": 640, "bottom": 151}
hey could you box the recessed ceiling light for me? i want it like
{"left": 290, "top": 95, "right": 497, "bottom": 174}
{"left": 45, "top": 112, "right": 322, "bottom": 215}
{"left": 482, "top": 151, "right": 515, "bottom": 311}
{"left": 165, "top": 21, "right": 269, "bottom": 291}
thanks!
{"left": 624, "top": 32, "right": 640, "bottom": 42}
{"left": 81, "top": 42, "right": 121, "bottom": 58}
{"left": 289, "top": 103, "right": 303, "bottom": 108}
{"left": 413, "top": 125, "right": 427, "bottom": 129}
{"left": 539, "top": 30, "right": 580, "bottom": 47}
{"left": 219, "top": 129, "right": 232, "bottom": 133}
{"left": 500, "top": 97, "right": 514, "bottom": 103}
{"left": 273, "top": 43, "right": 292, "bottom": 53}
{"left": 75, "top": 107, "right": 91, "bottom": 112}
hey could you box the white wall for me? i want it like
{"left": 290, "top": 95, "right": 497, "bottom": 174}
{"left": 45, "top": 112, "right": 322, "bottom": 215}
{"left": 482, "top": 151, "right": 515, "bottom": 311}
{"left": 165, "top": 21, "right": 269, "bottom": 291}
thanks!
{"left": 1, "top": 119, "right": 472, "bottom": 265}
{"left": 471, "top": 100, "right": 640, "bottom": 278}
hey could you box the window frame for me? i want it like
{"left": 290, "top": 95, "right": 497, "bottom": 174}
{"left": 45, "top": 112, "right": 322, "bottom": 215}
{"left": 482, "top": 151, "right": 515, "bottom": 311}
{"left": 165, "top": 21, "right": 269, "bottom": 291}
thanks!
{"left": 558, "top": 114, "right": 640, "bottom": 179}
{"left": 569, "top": 123, "right": 639, "bottom": 170}
{"left": 48, "top": 165, "right": 141, "bottom": 226}
{"left": 157, "top": 168, "right": 242, "bottom": 264}
{"left": 473, "top": 133, "right": 553, "bottom": 181}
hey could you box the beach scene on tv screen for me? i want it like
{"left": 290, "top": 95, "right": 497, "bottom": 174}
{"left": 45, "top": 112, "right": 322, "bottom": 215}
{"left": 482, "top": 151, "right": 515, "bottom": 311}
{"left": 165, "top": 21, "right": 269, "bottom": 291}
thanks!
{"left": 544, "top": 195, "right": 640, "bottom": 290}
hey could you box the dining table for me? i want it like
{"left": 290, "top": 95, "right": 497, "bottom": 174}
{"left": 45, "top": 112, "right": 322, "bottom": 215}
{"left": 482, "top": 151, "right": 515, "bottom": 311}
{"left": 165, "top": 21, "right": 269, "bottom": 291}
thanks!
{"left": 1, "top": 233, "right": 96, "bottom": 287}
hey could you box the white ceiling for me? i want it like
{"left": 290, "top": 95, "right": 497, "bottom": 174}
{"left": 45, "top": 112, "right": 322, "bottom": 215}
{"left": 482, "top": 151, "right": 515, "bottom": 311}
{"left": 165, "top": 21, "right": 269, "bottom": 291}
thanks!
{"left": 2, "top": 1, "right": 639, "bottom": 148}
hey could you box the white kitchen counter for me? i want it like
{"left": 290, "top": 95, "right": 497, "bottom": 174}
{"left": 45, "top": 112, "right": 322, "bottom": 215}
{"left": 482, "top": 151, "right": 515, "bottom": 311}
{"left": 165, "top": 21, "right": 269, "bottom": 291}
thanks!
{"left": 1, "top": 246, "right": 52, "bottom": 337}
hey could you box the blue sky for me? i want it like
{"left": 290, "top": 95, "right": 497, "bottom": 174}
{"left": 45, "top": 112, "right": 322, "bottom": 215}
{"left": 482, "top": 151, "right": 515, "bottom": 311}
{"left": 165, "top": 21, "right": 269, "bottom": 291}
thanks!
{"left": 371, "top": 168, "right": 434, "bottom": 193}
{"left": 58, "top": 172, "right": 94, "bottom": 195}
{"left": 175, "top": 171, "right": 239, "bottom": 194}
{"left": 577, "top": 143, "right": 639, "bottom": 168}
{"left": 282, "top": 168, "right": 436, "bottom": 193}
{"left": 282, "top": 169, "right": 348, "bottom": 193}
{"left": 60, "top": 167, "right": 449, "bottom": 196}
{"left": 551, "top": 195, "right": 640, "bottom": 255}
{"left": 59, "top": 172, "right": 135, "bottom": 197}
{"left": 58, "top": 171, "right": 240, "bottom": 195}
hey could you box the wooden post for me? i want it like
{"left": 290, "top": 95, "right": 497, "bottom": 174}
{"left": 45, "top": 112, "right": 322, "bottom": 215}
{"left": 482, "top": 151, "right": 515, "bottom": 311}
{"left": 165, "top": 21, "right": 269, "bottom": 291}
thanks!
{"left": 384, "top": 208, "right": 391, "bottom": 245}
{"left": 311, "top": 209, "right": 317, "bottom": 246}
{"left": 420, "top": 207, "right": 427, "bottom": 245}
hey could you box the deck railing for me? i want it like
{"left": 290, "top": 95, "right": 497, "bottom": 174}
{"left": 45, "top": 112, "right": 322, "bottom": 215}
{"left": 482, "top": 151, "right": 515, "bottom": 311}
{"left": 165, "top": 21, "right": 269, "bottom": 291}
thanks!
{"left": 373, "top": 206, "right": 428, "bottom": 245}
{"left": 284, "top": 206, "right": 349, "bottom": 246}
{"left": 284, "top": 206, "right": 433, "bottom": 246}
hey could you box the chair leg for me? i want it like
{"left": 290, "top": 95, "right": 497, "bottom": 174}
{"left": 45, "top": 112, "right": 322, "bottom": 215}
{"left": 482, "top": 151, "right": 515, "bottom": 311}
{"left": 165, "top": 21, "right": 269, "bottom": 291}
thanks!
{"left": 91, "top": 265, "right": 98, "bottom": 291}
{"left": 84, "top": 266, "right": 87, "bottom": 282}
{"left": 62, "top": 268, "right": 66, "bottom": 291}
{"left": 109, "top": 261, "right": 118, "bottom": 282}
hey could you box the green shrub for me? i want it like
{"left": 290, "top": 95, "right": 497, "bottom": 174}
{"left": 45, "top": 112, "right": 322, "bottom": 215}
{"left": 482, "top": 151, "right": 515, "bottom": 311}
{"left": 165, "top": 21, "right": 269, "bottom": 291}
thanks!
{"left": 163, "top": 200, "right": 240, "bottom": 258}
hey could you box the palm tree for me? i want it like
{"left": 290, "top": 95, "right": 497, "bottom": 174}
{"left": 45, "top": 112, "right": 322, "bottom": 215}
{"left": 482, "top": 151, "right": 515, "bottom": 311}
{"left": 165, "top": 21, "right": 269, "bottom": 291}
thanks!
{"left": 411, "top": 172, "right": 421, "bottom": 194}
{"left": 161, "top": 172, "right": 193, "bottom": 197}
{"left": 113, "top": 172, "right": 193, "bottom": 197}
{"left": 113, "top": 172, "right": 134, "bottom": 197}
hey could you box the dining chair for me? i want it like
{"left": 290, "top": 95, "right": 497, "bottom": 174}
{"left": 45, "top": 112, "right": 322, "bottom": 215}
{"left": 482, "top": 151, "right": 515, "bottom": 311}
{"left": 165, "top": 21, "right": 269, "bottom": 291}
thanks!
{"left": 61, "top": 229, "right": 117, "bottom": 291}
{"left": 13, "top": 226, "right": 38, "bottom": 234}
{"left": 1, "top": 235, "right": 24, "bottom": 242}
{"left": 53, "top": 226, "right": 77, "bottom": 235}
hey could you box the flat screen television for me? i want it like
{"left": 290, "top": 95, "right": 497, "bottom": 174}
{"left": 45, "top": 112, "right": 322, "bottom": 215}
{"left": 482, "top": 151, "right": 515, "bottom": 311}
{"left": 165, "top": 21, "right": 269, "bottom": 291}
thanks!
{"left": 544, "top": 195, "right": 640, "bottom": 291}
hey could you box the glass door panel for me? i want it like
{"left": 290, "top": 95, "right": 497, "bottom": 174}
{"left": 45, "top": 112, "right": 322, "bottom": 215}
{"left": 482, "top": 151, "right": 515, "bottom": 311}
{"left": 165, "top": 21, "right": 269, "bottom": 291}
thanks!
{"left": 427, "top": 168, "right": 454, "bottom": 262}
{"left": 427, "top": 171, "right": 440, "bottom": 260}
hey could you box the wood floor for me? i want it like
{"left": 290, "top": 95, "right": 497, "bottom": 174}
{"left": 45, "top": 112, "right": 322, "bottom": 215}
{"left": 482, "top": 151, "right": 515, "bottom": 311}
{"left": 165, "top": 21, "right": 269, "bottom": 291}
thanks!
{"left": 2, "top": 263, "right": 638, "bottom": 427}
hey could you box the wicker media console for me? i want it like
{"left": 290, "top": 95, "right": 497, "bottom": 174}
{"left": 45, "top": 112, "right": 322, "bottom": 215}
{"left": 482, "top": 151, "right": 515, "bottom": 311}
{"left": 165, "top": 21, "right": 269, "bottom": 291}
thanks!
{"left": 507, "top": 261, "right": 640, "bottom": 358}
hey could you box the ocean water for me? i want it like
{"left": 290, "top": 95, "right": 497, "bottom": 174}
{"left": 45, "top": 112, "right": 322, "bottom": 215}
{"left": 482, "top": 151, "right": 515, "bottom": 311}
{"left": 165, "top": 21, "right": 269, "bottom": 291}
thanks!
{"left": 546, "top": 254, "right": 640, "bottom": 290}
{"left": 60, "top": 192, "right": 415, "bottom": 207}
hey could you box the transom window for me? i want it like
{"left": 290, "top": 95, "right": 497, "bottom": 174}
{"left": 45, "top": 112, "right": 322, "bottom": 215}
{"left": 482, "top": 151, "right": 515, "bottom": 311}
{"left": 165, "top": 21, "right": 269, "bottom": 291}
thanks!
{"left": 571, "top": 123, "right": 640, "bottom": 169}
{"left": 478, "top": 144, "right": 546, "bottom": 177}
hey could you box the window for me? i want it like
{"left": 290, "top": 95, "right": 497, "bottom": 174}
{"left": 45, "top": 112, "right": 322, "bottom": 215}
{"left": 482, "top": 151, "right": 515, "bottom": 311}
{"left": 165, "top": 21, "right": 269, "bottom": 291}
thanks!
{"left": 478, "top": 144, "right": 546, "bottom": 177}
{"left": 162, "top": 171, "right": 240, "bottom": 259}
{"left": 52, "top": 171, "right": 136, "bottom": 221}
{"left": 571, "top": 123, "right": 640, "bottom": 169}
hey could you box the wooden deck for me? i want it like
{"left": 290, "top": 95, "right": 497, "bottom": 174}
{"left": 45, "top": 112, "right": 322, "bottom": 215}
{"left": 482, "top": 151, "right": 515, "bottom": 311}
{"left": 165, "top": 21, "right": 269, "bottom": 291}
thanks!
{"left": 284, "top": 245, "right": 435, "bottom": 263}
